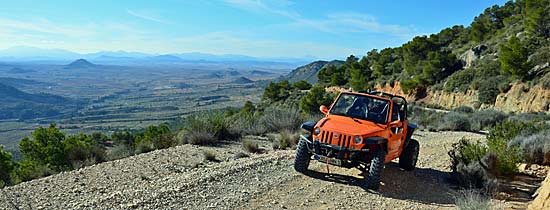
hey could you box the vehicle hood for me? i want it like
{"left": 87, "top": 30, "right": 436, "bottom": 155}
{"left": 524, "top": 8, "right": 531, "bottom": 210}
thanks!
{"left": 318, "top": 115, "right": 386, "bottom": 136}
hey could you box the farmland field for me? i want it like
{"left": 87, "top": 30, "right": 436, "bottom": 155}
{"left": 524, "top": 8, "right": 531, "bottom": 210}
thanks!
{"left": 0, "top": 61, "right": 289, "bottom": 156}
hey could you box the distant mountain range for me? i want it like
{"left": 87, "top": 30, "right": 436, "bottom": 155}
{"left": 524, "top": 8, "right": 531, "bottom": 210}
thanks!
{"left": 0, "top": 46, "right": 315, "bottom": 66}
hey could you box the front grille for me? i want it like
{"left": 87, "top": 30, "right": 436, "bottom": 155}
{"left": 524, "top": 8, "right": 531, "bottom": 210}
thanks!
{"left": 319, "top": 130, "right": 352, "bottom": 148}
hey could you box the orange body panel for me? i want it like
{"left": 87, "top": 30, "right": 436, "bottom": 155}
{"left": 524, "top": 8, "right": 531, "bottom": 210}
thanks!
{"left": 312, "top": 91, "right": 409, "bottom": 162}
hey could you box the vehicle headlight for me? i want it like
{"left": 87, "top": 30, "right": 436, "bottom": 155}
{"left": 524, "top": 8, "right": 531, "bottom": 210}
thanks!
{"left": 314, "top": 127, "right": 321, "bottom": 135}
{"left": 354, "top": 135, "right": 362, "bottom": 144}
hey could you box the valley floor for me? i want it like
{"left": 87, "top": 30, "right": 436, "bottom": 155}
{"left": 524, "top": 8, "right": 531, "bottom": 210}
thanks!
{"left": 0, "top": 131, "right": 537, "bottom": 209}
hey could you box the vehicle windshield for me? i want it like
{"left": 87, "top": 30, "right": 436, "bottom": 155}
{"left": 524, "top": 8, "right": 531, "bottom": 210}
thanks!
{"left": 329, "top": 93, "right": 390, "bottom": 124}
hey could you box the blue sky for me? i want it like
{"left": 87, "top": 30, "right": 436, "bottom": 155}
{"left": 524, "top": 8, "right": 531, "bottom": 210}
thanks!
{"left": 0, "top": 0, "right": 508, "bottom": 59}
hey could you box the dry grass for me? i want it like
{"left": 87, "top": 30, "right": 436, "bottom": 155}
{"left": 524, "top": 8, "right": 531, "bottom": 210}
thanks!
{"left": 242, "top": 139, "right": 259, "bottom": 153}
{"left": 203, "top": 150, "right": 217, "bottom": 162}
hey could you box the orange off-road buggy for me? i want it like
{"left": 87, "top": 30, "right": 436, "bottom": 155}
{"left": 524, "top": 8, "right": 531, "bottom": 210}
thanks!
{"left": 294, "top": 91, "right": 419, "bottom": 190}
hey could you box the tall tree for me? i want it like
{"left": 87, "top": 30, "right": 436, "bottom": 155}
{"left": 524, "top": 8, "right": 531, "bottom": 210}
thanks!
{"left": 0, "top": 146, "right": 14, "bottom": 186}
{"left": 499, "top": 36, "right": 531, "bottom": 79}
{"left": 525, "top": 0, "right": 550, "bottom": 38}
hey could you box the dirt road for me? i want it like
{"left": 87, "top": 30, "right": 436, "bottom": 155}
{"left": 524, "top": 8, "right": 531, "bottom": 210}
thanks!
{"left": 1, "top": 131, "right": 517, "bottom": 209}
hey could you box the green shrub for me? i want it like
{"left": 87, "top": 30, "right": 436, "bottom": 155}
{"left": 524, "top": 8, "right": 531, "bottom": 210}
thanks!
{"left": 16, "top": 159, "right": 54, "bottom": 182}
{"left": 134, "top": 124, "right": 174, "bottom": 151}
{"left": 242, "top": 139, "right": 259, "bottom": 153}
{"left": 485, "top": 121, "right": 540, "bottom": 176}
{"left": 111, "top": 131, "right": 135, "bottom": 148}
{"left": 439, "top": 112, "right": 471, "bottom": 131}
{"left": 0, "top": 146, "right": 15, "bottom": 187}
{"left": 444, "top": 68, "right": 475, "bottom": 93}
{"left": 478, "top": 79, "right": 499, "bottom": 105}
{"left": 449, "top": 138, "right": 488, "bottom": 173}
{"left": 263, "top": 80, "right": 292, "bottom": 101}
{"left": 292, "top": 80, "right": 312, "bottom": 90}
{"left": 497, "top": 81, "right": 511, "bottom": 93}
{"left": 508, "top": 112, "right": 550, "bottom": 122}
{"left": 469, "top": 109, "right": 508, "bottom": 131}
{"left": 63, "top": 134, "right": 107, "bottom": 169}
{"left": 19, "top": 124, "right": 68, "bottom": 171}
{"left": 241, "top": 101, "right": 255, "bottom": 114}
{"left": 448, "top": 138, "right": 501, "bottom": 190}
{"left": 454, "top": 106, "right": 474, "bottom": 113}
{"left": 299, "top": 85, "right": 333, "bottom": 115}
{"left": 499, "top": 36, "right": 531, "bottom": 79}
{"left": 408, "top": 105, "right": 445, "bottom": 131}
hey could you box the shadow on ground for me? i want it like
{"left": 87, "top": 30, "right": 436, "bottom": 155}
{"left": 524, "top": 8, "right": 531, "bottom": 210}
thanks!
{"left": 304, "top": 162, "right": 455, "bottom": 206}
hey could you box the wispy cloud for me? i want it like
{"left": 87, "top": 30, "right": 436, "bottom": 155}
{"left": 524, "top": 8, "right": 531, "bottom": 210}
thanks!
{"left": 0, "top": 18, "right": 95, "bottom": 37}
{"left": 174, "top": 31, "right": 363, "bottom": 58}
{"left": 126, "top": 9, "right": 168, "bottom": 24}
{"left": 222, "top": 0, "right": 416, "bottom": 38}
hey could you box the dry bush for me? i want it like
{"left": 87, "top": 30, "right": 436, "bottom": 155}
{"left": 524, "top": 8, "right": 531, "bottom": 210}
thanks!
{"left": 105, "top": 145, "right": 133, "bottom": 161}
{"left": 273, "top": 130, "right": 300, "bottom": 150}
{"left": 203, "top": 150, "right": 217, "bottom": 162}
{"left": 259, "top": 106, "right": 303, "bottom": 132}
{"left": 186, "top": 130, "right": 217, "bottom": 146}
{"left": 454, "top": 190, "right": 493, "bottom": 210}
{"left": 242, "top": 139, "right": 259, "bottom": 153}
{"left": 439, "top": 112, "right": 471, "bottom": 131}
{"left": 509, "top": 130, "right": 550, "bottom": 165}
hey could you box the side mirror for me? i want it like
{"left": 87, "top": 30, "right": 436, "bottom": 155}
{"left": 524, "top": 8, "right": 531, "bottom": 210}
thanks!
{"left": 319, "top": 105, "right": 329, "bottom": 115}
{"left": 389, "top": 120, "right": 403, "bottom": 128}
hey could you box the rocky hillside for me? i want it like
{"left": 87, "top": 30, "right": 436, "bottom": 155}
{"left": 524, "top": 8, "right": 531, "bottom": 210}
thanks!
{"left": 285, "top": 60, "right": 343, "bottom": 84}
{"left": 373, "top": 82, "right": 550, "bottom": 113}
{"left": 284, "top": 1, "right": 550, "bottom": 113}
{"left": 2, "top": 131, "right": 534, "bottom": 209}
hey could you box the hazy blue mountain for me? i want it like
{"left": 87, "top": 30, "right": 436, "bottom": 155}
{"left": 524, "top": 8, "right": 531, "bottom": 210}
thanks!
{"left": 65, "top": 59, "right": 97, "bottom": 69}
{"left": 6, "top": 67, "right": 35, "bottom": 74}
{"left": 0, "top": 46, "right": 314, "bottom": 67}
{"left": 0, "top": 77, "right": 51, "bottom": 88}
{"left": 87, "top": 50, "right": 150, "bottom": 58}
{"left": 250, "top": 70, "right": 275, "bottom": 75}
{"left": 231, "top": 76, "right": 254, "bottom": 84}
{"left": 0, "top": 83, "right": 67, "bottom": 104}
{"left": 0, "top": 46, "right": 80, "bottom": 60}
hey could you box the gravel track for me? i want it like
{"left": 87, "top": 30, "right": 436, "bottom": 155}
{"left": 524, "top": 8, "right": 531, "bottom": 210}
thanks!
{"left": 1, "top": 131, "right": 518, "bottom": 209}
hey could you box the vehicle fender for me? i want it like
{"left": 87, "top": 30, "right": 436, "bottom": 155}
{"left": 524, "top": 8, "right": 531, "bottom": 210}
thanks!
{"left": 364, "top": 136, "right": 388, "bottom": 153}
{"left": 404, "top": 122, "right": 417, "bottom": 147}
{"left": 300, "top": 121, "right": 316, "bottom": 133}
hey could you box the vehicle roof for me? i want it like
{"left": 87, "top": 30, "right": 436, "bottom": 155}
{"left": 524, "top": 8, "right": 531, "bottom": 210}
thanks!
{"left": 339, "top": 91, "right": 405, "bottom": 102}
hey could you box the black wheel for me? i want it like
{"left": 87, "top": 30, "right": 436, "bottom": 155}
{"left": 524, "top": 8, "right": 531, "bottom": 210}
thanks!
{"left": 399, "top": 139, "right": 419, "bottom": 171}
{"left": 365, "top": 149, "right": 386, "bottom": 190}
{"left": 294, "top": 139, "right": 311, "bottom": 173}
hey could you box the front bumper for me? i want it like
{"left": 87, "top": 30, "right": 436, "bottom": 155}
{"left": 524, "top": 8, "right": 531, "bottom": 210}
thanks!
{"left": 300, "top": 135, "right": 370, "bottom": 167}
